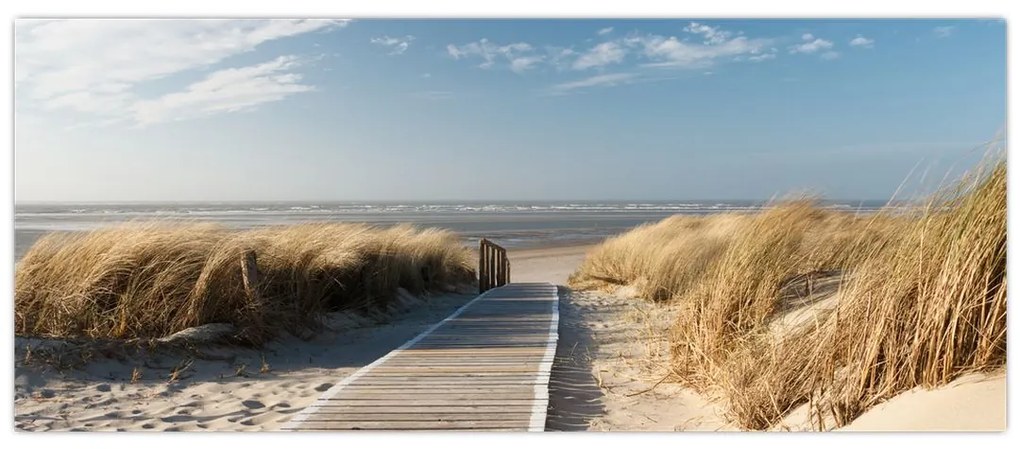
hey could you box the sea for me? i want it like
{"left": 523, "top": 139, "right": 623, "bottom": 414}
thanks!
{"left": 13, "top": 200, "right": 886, "bottom": 260}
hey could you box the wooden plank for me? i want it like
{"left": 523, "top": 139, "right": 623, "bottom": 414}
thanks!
{"left": 327, "top": 392, "right": 539, "bottom": 399}
{"left": 332, "top": 389, "right": 536, "bottom": 395}
{"left": 295, "top": 419, "right": 529, "bottom": 428}
{"left": 300, "top": 413, "right": 534, "bottom": 421}
{"left": 286, "top": 282, "right": 558, "bottom": 432}
{"left": 295, "top": 424, "right": 528, "bottom": 431}
{"left": 341, "top": 382, "right": 543, "bottom": 387}
{"left": 501, "top": 251, "right": 508, "bottom": 286}
{"left": 368, "top": 367, "right": 541, "bottom": 373}
{"left": 487, "top": 242, "right": 495, "bottom": 291}
{"left": 308, "top": 405, "right": 536, "bottom": 412}
{"left": 483, "top": 241, "right": 491, "bottom": 292}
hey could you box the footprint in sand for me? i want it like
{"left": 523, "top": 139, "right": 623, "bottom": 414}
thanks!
{"left": 314, "top": 383, "right": 333, "bottom": 392}
{"left": 241, "top": 400, "right": 265, "bottom": 409}
{"left": 96, "top": 384, "right": 112, "bottom": 392}
{"left": 240, "top": 413, "right": 278, "bottom": 426}
{"left": 160, "top": 415, "right": 197, "bottom": 423}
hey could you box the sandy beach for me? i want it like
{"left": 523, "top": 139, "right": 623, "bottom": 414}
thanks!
{"left": 14, "top": 243, "right": 1006, "bottom": 431}
{"left": 15, "top": 291, "right": 477, "bottom": 431}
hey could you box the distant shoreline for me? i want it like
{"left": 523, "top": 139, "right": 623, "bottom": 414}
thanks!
{"left": 13, "top": 200, "right": 886, "bottom": 260}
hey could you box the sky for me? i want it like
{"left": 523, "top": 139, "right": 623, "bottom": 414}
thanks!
{"left": 13, "top": 18, "right": 1006, "bottom": 202}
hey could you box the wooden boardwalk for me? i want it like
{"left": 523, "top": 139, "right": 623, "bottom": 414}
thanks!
{"left": 284, "top": 282, "right": 559, "bottom": 431}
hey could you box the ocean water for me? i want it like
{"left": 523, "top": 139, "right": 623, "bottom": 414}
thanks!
{"left": 13, "top": 201, "right": 885, "bottom": 259}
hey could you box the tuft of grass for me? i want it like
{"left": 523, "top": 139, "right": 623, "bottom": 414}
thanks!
{"left": 168, "top": 359, "right": 192, "bottom": 383}
{"left": 15, "top": 223, "right": 475, "bottom": 344}
{"left": 260, "top": 354, "right": 271, "bottom": 374}
{"left": 569, "top": 157, "right": 1005, "bottom": 430}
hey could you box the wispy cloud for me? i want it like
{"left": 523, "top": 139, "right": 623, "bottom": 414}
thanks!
{"left": 597, "top": 27, "right": 614, "bottom": 36}
{"left": 683, "top": 21, "right": 733, "bottom": 45}
{"left": 447, "top": 39, "right": 542, "bottom": 73}
{"left": 789, "top": 33, "right": 835, "bottom": 54}
{"left": 132, "top": 56, "right": 315, "bottom": 125}
{"left": 550, "top": 72, "right": 637, "bottom": 93}
{"left": 746, "top": 52, "right": 777, "bottom": 62}
{"left": 624, "top": 22, "right": 774, "bottom": 68}
{"left": 15, "top": 19, "right": 347, "bottom": 126}
{"left": 933, "top": 26, "right": 956, "bottom": 38}
{"left": 371, "top": 35, "right": 415, "bottom": 55}
{"left": 573, "top": 42, "right": 627, "bottom": 70}
{"left": 448, "top": 22, "right": 777, "bottom": 75}
{"left": 849, "top": 35, "right": 875, "bottom": 48}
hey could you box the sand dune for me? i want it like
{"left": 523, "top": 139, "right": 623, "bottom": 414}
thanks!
{"left": 15, "top": 292, "right": 475, "bottom": 431}
{"left": 840, "top": 371, "right": 1005, "bottom": 431}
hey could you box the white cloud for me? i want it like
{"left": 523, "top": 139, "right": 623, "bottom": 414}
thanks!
{"left": 684, "top": 22, "right": 733, "bottom": 45}
{"left": 573, "top": 42, "right": 627, "bottom": 70}
{"left": 934, "top": 26, "right": 956, "bottom": 38}
{"left": 849, "top": 35, "right": 875, "bottom": 48}
{"left": 625, "top": 33, "right": 772, "bottom": 68}
{"left": 545, "top": 47, "right": 578, "bottom": 70}
{"left": 371, "top": 35, "right": 415, "bottom": 55}
{"left": 447, "top": 39, "right": 542, "bottom": 73}
{"left": 551, "top": 72, "right": 636, "bottom": 92}
{"left": 15, "top": 19, "right": 346, "bottom": 125}
{"left": 132, "top": 56, "right": 314, "bottom": 125}
{"left": 747, "top": 52, "right": 777, "bottom": 62}
{"left": 510, "top": 55, "right": 544, "bottom": 73}
{"left": 597, "top": 27, "right": 614, "bottom": 36}
{"left": 789, "top": 33, "right": 835, "bottom": 54}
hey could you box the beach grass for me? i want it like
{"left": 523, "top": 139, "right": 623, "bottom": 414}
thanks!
{"left": 569, "top": 158, "right": 1005, "bottom": 429}
{"left": 15, "top": 223, "right": 475, "bottom": 344}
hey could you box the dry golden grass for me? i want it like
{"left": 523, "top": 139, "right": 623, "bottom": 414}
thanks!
{"left": 569, "top": 158, "right": 1005, "bottom": 430}
{"left": 802, "top": 159, "right": 1006, "bottom": 427}
{"left": 15, "top": 223, "right": 475, "bottom": 344}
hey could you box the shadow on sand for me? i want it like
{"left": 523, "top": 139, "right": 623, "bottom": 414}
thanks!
{"left": 545, "top": 286, "right": 606, "bottom": 431}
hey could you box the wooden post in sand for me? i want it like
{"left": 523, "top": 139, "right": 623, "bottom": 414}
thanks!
{"left": 241, "top": 250, "right": 259, "bottom": 300}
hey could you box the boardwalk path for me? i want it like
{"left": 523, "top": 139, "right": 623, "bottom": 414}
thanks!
{"left": 284, "top": 282, "right": 559, "bottom": 431}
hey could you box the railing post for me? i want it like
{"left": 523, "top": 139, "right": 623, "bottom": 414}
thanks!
{"left": 479, "top": 239, "right": 486, "bottom": 293}
{"left": 486, "top": 242, "right": 492, "bottom": 291}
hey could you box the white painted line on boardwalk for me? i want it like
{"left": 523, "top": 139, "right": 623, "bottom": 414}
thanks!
{"left": 283, "top": 288, "right": 497, "bottom": 430}
{"left": 529, "top": 283, "right": 559, "bottom": 432}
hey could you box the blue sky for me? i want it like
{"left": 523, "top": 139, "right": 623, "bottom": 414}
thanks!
{"left": 14, "top": 19, "right": 1005, "bottom": 202}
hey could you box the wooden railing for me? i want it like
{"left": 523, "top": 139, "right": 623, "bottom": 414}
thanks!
{"left": 478, "top": 238, "right": 510, "bottom": 293}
